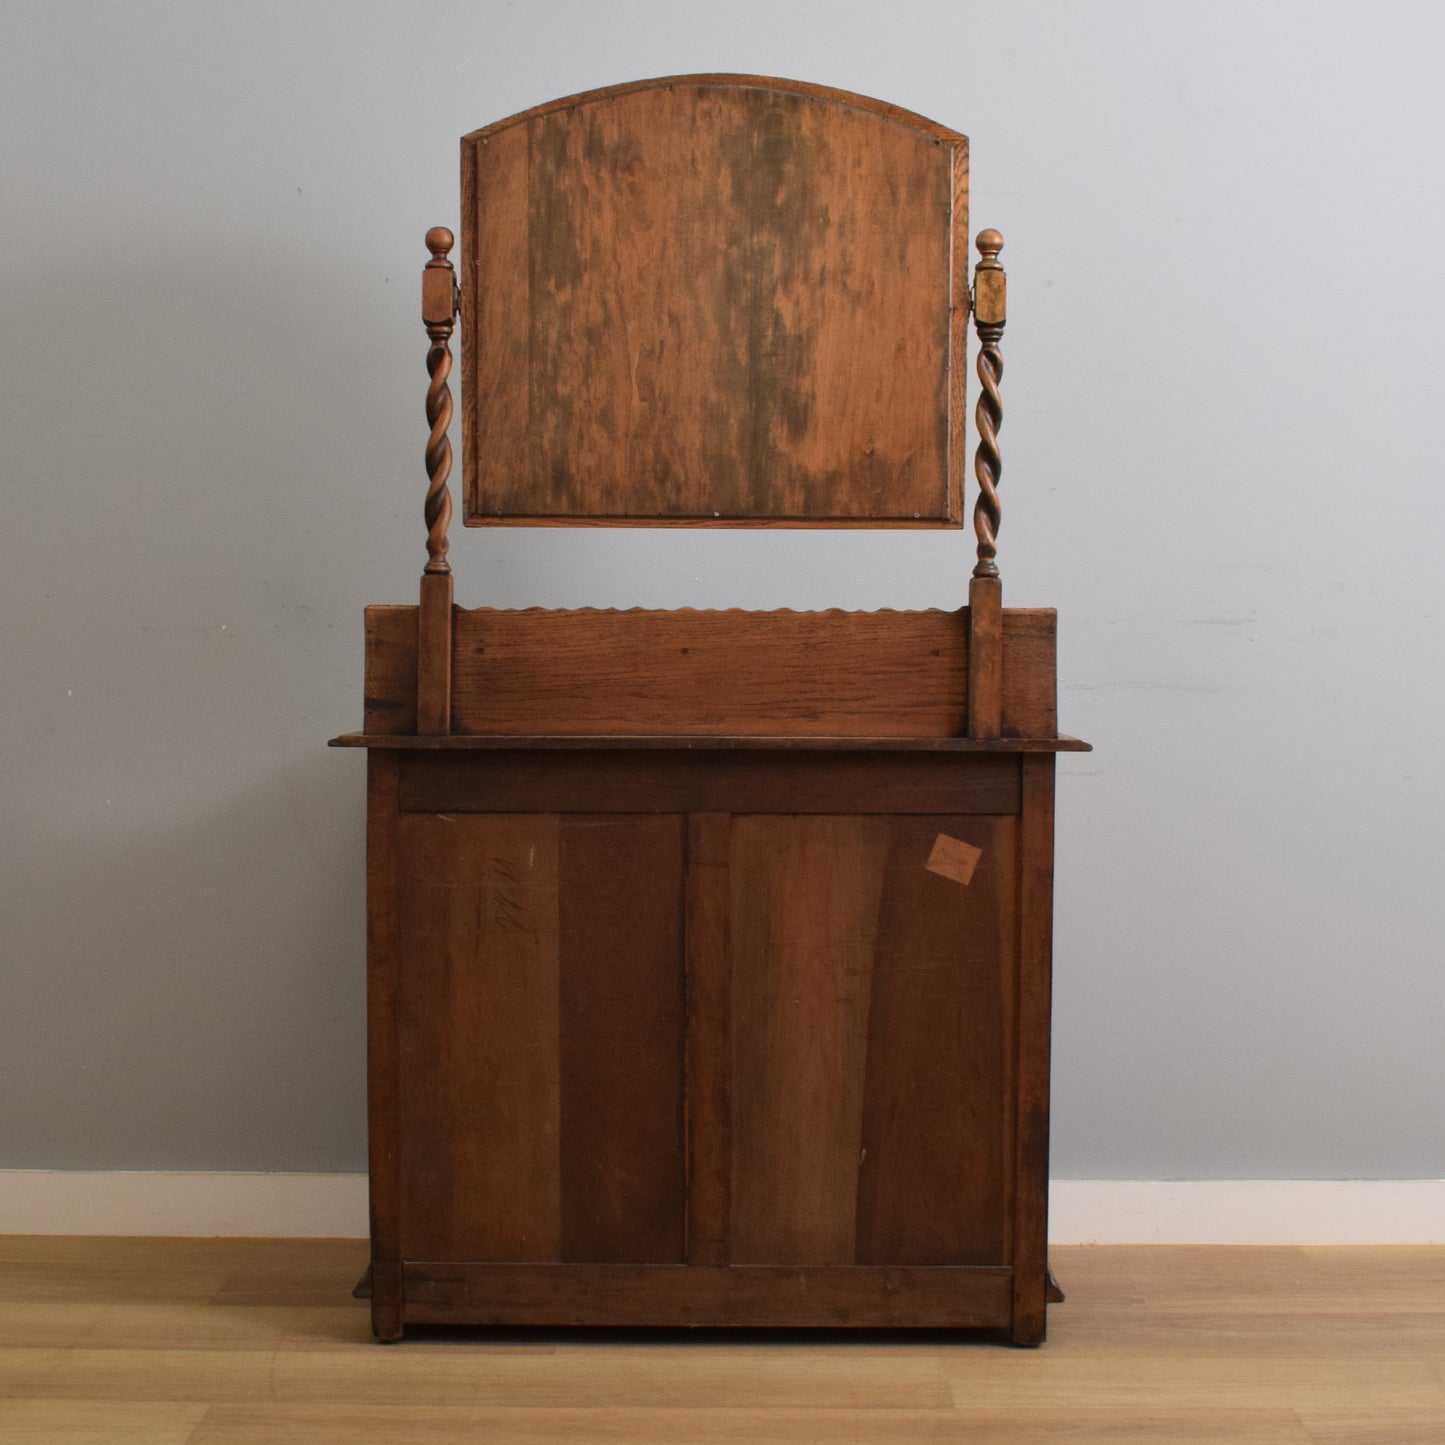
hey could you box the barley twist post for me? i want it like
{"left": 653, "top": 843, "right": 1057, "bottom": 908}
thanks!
{"left": 422, "top": 226, "right": 457, "bottom": 577}
{"left": 966, "top": 229, "right": 1007, "bottom": 738}
{"left": 972, "top": 229, "right": 1005, "bottom": 581}
{"left": 417, "top": 226, "right": 458, "bottom": 735}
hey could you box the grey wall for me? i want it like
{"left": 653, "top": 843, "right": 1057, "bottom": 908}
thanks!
{"left": 3, "top": 0, "right": 1442, "bottom": 1179}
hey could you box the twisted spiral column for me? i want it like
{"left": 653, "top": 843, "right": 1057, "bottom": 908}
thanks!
{"left": 424, "top": 331, "right": 453, "bottom": 575}
{"left": 422, "top": 226, "right": 457, "bottom": 576}
{"left": 971, "top": 229, "right": 1006, "bottom": 581}
{"left": 972, "top": 327, "right": 1003, "bottom": 579}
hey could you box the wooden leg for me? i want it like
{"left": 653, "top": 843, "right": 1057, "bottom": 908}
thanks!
{"left": 1010, "top": 1303, "right": 1046, "bottom": 1347}
{"left": 371, "top": 1300, "right": 404, "bottom": 1343}
{"left": 370, "top": 1260, "right": 404, "bottom": 1342}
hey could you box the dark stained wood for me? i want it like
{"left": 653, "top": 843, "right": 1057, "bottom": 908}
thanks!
{"left": 364, "top": 752, "right": 403, "bottom": 1341}
{"left": 402, "top": 1262, "right": 1014, "bottom": 1328}
{"left": 336, "top": 731, "right": 1091, "bottom": 752}
{"left": 344, "top": 77, "right": 1077, "bottom": 1344}
{"left": 684, "top": 814, "right": 732, "bottom": 1266}
{"left": 395, "top": 750, "right": 1022, "bottom": 817}
{"left": 394, "top": 812, "right": 563, "bottom": 1263}
{"left": 415, "top": 571, "right": 452, "bottom": 735}
{"left": 728, "top": 817, "right": 885, "bottom": 1265}
{"left": 558, "top": 815, "right": 687, "bottom": 1264}
{"left": 462, "top": 76, "right": 967, "bottom": 527}
{"left": 967, "top": 575, "right": 1003, "bottom": 738}
{"left": 855, "top": 817, "right": 1016, "bottom": 1265}
{"left": 359, "top": 605, "right": 1066, "bottom": 741}
{"left": 1012, "top": 753, "right": 1056, "bottom": 1346}
{"left": 392, "top": 811, "right": 690, "bottom": 1270}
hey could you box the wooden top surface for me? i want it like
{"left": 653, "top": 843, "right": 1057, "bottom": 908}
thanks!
{"left": 328, "top": 733, "right": 1091, "bottom": 752}
{"left": 461, "top": 75, "right": 968, "bottom": 528}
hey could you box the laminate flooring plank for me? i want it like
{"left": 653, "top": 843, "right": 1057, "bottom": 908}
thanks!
{"left": 181, "top": 1403, "right": 1317, "bottom": 1444}
{"left": 2, "top": 1240, "right": 1444, "bottom": 1444}
{"left": 0, "top": 1399, "right": 206, "bottom": 1443}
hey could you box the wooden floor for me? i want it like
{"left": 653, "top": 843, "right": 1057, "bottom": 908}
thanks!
{"left": 0, "top": 1239, "right": 1442, "bottom": 1442}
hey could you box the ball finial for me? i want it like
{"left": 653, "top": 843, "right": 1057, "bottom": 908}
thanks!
{"left": 425, "top": 226, "right": 455, "bottom": 258}
{"left": 976, "top": 229, "right": 1004, "bottom": 262}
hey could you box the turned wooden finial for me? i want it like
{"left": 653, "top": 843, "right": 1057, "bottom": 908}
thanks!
{"left": 426, "top": 225, "right": 454, "bottom": 261}
{"left": 422, "top": 227, "right": 457, "bottom": 577}
{"left": 971, "top": 229, "right": 1006, "bottom": 581}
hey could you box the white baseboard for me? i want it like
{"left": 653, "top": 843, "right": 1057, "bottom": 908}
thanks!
{"left": 0, "top": 1170, "right": 370, "bottom": 1238}
{"left": 1049, "top": 1179, "right": 1445, "bottom": 1245}
{"left": 0, "top": 1172, "right": 1441, "bottom": 1243}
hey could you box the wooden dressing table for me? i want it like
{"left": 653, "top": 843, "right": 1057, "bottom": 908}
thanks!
{"left": 332, "top": 75, "right": 1087, "bottom": 1346}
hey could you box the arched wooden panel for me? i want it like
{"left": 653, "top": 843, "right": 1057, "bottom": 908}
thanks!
{"left": 461, "top": 75, "right": 968, "bottom": 527}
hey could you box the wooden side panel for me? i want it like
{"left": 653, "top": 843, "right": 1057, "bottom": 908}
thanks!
{"left": 729, "top": 817, "right": 888, "bottom": 1265}
{"left": 364, "top": 752, "right": 403, "bottom": 1340}
{"left": 855, "top": 816, "right": 1016, "bottom": 1265}
{"left": 727, "top": 814, "right": 1017, "bottom": 1269}
{"left": 558, "top": 816, "right": 686, "bottom": 1263}
{"left": 1012, "top": 753, "right": 1056, "bottom": 1344}
{"left": 364, "top": 606, "right": 419, "bottom": 735}
{"left": 363, "top": 606, "right": 1058, "bottom": 741}
{"left": 1001, "top": 608, "right": 1058, "bottom": 739}
{"left": 463, "top": 79, "right": 963, "bottom": 526}
{"left": 393, "top": 813, "right": 687, "bottom": 1264}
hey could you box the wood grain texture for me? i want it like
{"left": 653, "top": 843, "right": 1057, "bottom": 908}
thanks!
{"left": 360, "top": 605, "right": 1060, "bottom": 740}
{"left": 415, "top": 572, "right": 452, "bottom": 735}
{"left": 684, "top": 814, "right": 733, "bottom": 1267}
{"left": 11, "top": 1238, "right": 1445, "bottom": 1440}
{"left": 403, "top": 1262, "right": 1013, "bottom": 1328}
{"left": 855, "top": 816, "right": 1016, "bottom": 1265}
{"left": 362, "top": 606, "right": 418, "bottom": 735}
{"left": 461, "top": 76, "right": 966, "bottom": 526}
{"left": 1012, "top": 753, "right": 1056, "bottom": 1346}
{"left": 453, "top": 607, "right": 971, "bottom": 736}
{"left": 967, "top": 574, "right": 1003, "bottom": 738}
{"left": 395, "top": 813, "right": 563, "bottom": 1264}
{"left": 728, "top": 817, "right": 888, "bottom": 1265}
{"left": 356, "top": 606, "right": 1059, "bottom": 740}
{"left": 363, "top": 753, "right": 402, "bottom": 1341}
{"left": 392, "top": 813, "right": 690, "bottom": 1269}
{"left": 727, "top": 815, "right": 1017, "bottom": 1270}
{"left": 558, "top": 815, "right": 686, "bottom": 1264}
{"left": 395, "top": 750, "right": 1021, "bottom": 816}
